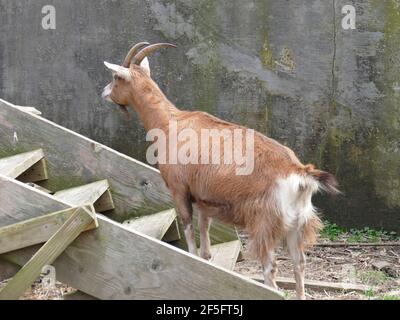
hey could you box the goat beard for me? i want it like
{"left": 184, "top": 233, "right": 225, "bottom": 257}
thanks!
{"left": 118, "top": 105, "right": 132, "bottom": 121}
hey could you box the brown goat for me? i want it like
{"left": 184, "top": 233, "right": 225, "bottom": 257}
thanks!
{"left": 102, "top": 42, "right": 339, "bottom": 300}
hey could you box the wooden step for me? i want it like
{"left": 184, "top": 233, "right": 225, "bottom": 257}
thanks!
{"left": 53, "top": 180, "right": 114, "bottom": 213}
{"left": 0, "top": 175, "right": 283, "bottom": 300}
{"left": 122, "top": 209, "right": 176, "bottom": 240}
{"left": 209, "top": 240, "right": 242, "bottom": 271}
{"left": 0, "top": 149, "right": 47, "bottom": 182}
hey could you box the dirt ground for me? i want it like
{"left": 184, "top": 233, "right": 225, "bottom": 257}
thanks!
{"left": 1, "top": 238, "right": 399, "bottom": 300}
{"left": 234, "top": 235, "right": 400, "bottom": 300}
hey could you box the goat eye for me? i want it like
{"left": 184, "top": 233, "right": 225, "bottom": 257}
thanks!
{"left": 113, "top": 74, "right": 120, "bottom": 81}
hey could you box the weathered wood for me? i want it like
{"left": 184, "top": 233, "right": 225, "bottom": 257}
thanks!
{"left": 0, "top": 207, "right": 97, "bottom": 255}
{"left": 93, "top": 189, "right": 115, "bottom": 212}
{"left": 0, "top": 175, "right": 282, "bottom": 300}
{"left": 17, "top": 158, "right": 48, "bottom": 183}
{"left": 0, "top": 149, "right": 44, "bottom": 179}
{"left": 54, "top": 180, "right": 113, "bottom": 213}
{"left": 0, "top": 99, "right": 239, "bottom": 247}
{"left": 252, "top": 275, "right": 371, "bottom": 293}
{"left": 25, "top": 182, "right": 53, "bottom": 194}
{"left": 209, "top": 240, "right": 242, "bottom": 271}
{"left": 162, "top": 218, "right": 181, "bottom": 242}
{"left": 0, "top": 98, "right": 171, "bottom": 219}
{"left": 14, "top": 106, "right": 42, "bottom": 116}
{"left": 122, "top": 209, "right": 176, "bottom": 240}
{"left": 0, "top": 207, "right": 97, "bottom": 300}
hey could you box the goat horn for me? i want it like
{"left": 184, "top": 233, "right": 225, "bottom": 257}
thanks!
{"left": 123, "top": 42, "right": 150, "bottom": 67}
{"left": 133, "top": 43, "right": 177, "bottom": 65}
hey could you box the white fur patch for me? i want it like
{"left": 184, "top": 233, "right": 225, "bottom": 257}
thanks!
{"left": 101, "top": 83, "right": 113, "bottom": 102}
{"left": 275, "top": 174, "right": 320, "bottom": 230}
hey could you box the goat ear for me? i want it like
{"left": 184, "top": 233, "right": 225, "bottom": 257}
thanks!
{"left": 104, "top": 61, "right": 131, "bottom": 81}
{"left": 140, "top": 57, "right": 151, "bottom": 76}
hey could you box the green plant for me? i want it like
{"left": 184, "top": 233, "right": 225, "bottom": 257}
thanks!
{"left": 359, "top": 271, "right": 389, "bottom": 286}
{"left": 363, "top": 288, "right": 376, "bottom": 298}
{"left": 320, "top": 221, "right": 346, "bottom": 241}
{"left": 381, "top": 295, "right": 400, "bottom": 300}
{"left": 320, "top": 220, "right": 399, "bottom": 243}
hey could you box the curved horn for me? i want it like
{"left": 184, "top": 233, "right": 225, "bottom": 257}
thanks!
{"left": 133, "top": 43, "right": 177, "bottom": 65}
{"left": 122, "top": 42, "right": 150, "bottom": 67}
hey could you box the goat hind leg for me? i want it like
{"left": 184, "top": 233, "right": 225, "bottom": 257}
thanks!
{"left": 287, "top": 231, "right": 306, "bottom": 300}
{"left": 262, "top": 250, "right": 278, "bottom": 290}
{"left": 198, "top": 212, "right": 212, "bottom": 260}
{"left": 173, "top": 193, "right": 197, "bottom": 256}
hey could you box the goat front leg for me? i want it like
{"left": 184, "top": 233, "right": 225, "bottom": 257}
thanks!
{"left": 173, "top": 192, "right": 197, "bottom": 256}
{"left": 287, "top": 231, "right": 306, "bottom": 300}
{"left": 262, "top": 250, "right": 278, "bottom": 290}
{"left": 198, "top": 212, "right": 212, "bottom": 260}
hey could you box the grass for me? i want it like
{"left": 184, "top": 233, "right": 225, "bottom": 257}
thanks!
{"left": 358, "top": 270, "right": 390, "bottom": 286}
{"left": 381, "top": 295, "right": 400, "bottom": 300}
{"left": 320, "top": 221, "right": 345, "bottom": 241}
{"left": 320, "top": 221, "right": 399, "bottom": 243}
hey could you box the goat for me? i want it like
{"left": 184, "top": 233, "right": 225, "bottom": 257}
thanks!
{"left": 102, "top": 42, "right": 339, "bottom": 299}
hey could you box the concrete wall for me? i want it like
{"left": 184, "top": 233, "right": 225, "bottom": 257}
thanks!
{"left": 0, "top": 0, "right": 399, "bottom": 231}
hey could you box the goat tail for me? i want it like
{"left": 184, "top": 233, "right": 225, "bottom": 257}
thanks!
{"left": 304, "top": 164, "right": 341, "bottom": 195}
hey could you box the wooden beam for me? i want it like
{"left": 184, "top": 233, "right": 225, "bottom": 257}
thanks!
{"left": 0, "top": 207, "right": 97, "bottom": 300}
{"left": 0, "top": 207, "right": 97, "bottom": 255}
{"left": 162, "top": 218, "right": 181, "bottom": 243}
{"left": 0, "top": 149, "right": 44, "bottom": 179}
{"left": 209, "top": 240, "right": 242, "bottom": 271}
{"left": 17, "top": 158, "right": 48, "bottom": 183}
{"left": 14, "top": 106, "right": 42, "bottom": 116}
{"left": 0, "top": 175, "right": 282, "bottom": 300}
{"left": 93, "top": 189, "right": 115, "bottom": 212}
{"left": 53, "top": 180, "right": 112, "bottom": 212}
{"left": 0, "top": 98, "right": 172, "bottom": 219}
{"left": 252, "top": 275, "right": 371, "bottom": 293}
{"left": 122, "top": 209, "right": 176, "bottom": 240}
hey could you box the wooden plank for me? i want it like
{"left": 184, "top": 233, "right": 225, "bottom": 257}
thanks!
{"left": 162, "top": 218, "right": 181, "bottom": 242}
{"left": 25, "top": 182, "right": 53, "bottom": 194}
{"left": 54, "top": 180, "right": 109, "bottom": 206}
{"left": 0, "top": 207, "right": 97, "bottom": 255}
{"left": 93, "top": 189, "right": 115, "bottom": 212}
{"left": 14, "top": 106, "right": 42, "bottom": 116}
{"left": 0, "top": 207, "right": 97, "bottom": 300}
{"left": 0, "top": 99, "right": 239, "bottom": 247}
{"left": 122, "top": 209, "right": 176, "bottom": 239}
{"left": 54, "top": 180, "right": 114, "bottom": 213}
{"left": 0, "top": 98, "right": 172, "bottom": 220}
{"left": 0, "top": 149, "right": 44, "bottom": 179}
{"left": 0, "top": 175, "right": 283, "bottom": 300}
{"left": 17, "top": 158, "right": 48, "bottom": 183}
{"left": 209, "top": 240, "right": 242, "bottom": 271}
{"left": 252, "top": 275, "right": 371, "bottom": 293}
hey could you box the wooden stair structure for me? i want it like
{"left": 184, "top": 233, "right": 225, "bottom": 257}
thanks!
{"left": 0, "top": 98, "right": 283, "bottom": 300}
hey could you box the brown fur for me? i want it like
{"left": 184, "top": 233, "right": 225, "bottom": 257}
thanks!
{"left": 103, "top": 59, "right": 339, "bottom": 299}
